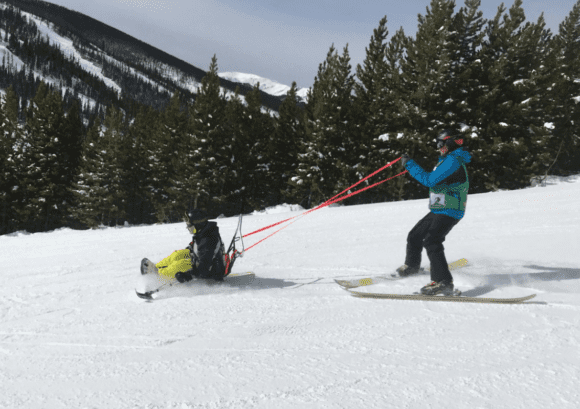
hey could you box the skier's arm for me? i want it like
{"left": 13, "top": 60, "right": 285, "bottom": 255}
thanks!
{"left": 405, "top": 156, "right": 461, "bottom": 188}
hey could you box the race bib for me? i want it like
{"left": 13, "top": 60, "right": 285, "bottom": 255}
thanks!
{"left": 429, "top": 192, "right": 446, "bottom": 207}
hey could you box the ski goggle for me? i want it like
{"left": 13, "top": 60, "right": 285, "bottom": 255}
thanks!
{"left": 437, "top": 135, "right": 464, "bottom": 150}
{"left": 184, "top": 212, "right": 196, "bottom": 234}
{"left": 437, "top": 135, "right": 451, "bottom": 149}
{"left": 184, "top": 212, "right": 209, "bottom": 234}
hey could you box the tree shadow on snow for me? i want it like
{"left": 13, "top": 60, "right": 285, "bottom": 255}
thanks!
{"left": 461, "top": 265, "right": 580, "bottom": 297}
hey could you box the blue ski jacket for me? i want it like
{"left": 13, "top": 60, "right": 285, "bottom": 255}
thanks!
{"left": 405, "top": 148, "right": 473, "bottom": 220}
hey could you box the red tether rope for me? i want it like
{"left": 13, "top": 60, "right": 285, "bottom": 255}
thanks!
{"left": 241, "top": 157, "right": 408, "bottom": 252}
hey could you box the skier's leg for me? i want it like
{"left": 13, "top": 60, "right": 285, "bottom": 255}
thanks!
{"left": 405, "top": 213, "right": 434, "bottom": 268}
{"left": 156, "top": 249, "right": 189, "bottom": 269}
{"left": 424, "top": 214, "right": 459, "bottom": 283}
{"left": 156, "top": 249, "right": 192, "bottom": 279}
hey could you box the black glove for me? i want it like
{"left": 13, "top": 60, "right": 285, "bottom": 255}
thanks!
{"left": 401, "top": 154, "right": 411, "bottom": 167}
{"left": 175, "top": 272, "right": 193, "bottom": 283}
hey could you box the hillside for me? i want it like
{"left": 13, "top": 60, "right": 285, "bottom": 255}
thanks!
{"left": 0, "top": 0, "right": 287, "bottom": 120}
{"left": 1, "top": 175, "right": 579, "bottom": 408}
{"left": 219, "top": 71, "right": 310, "bottom": 102}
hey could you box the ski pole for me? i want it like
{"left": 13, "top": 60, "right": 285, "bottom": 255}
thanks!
{"left": 138, "top": 279, "right": 176, "bottom": 299}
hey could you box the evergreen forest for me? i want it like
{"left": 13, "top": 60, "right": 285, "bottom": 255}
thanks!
{"left": 1, "top": 0, "right": 580, "bottom": 235}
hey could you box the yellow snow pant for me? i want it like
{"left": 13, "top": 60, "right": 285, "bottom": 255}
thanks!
{"left": 156, "top": 249, "right": 192, "bottom": 279}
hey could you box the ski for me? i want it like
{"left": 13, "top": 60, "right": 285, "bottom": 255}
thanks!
{"left": 334, "top": 258, "right": 468, "bottom": 289}
{"left": 136, "top": 271, "right": 255, "bottom": 301}
{"left": 346, "top": 289, "right": 536, "bottom": 304}
{"left": 136, "top": 290, "right": 155, "bottom": 300}
{"left": 227, "top": 271, "right": 255, "bottom": 278}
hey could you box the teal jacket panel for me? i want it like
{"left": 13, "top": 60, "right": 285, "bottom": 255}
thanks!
{"left": 405, "top": 148, "right": 472, "bottom": 220}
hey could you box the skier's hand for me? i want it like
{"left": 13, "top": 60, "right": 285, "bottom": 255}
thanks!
{"left": 175, "top": 272, "right": 193, "bottom": 283}
{"left": 401, "top": 154, "right": 411, "bottom": 167}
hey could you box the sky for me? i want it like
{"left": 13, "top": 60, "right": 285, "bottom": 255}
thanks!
{"left": 41, "top": 0, "right": 578, "bottom": 89}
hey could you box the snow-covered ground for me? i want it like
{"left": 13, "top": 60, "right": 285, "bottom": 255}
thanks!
{"left": 2, "top": 175, "right": 580, "bottom": 409}
{"left": 219, "top": 72, "right": 310, "bottom": 101}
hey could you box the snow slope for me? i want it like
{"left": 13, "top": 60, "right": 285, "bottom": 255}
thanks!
{"left": 1, "top": 175, "right": 580, "bottom": 409}
{"left": 219, "top": 71, "right": 310, "bottom": 101}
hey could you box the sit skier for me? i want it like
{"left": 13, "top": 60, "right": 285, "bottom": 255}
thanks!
{"left": 397, "top": 128, "right": 472, "bottom": 295}
{"left": 142, "top": 208, "right": 227, "bottom": 283}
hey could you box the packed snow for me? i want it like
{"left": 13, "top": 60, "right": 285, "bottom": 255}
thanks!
{"left": 2, "top": 175, "right": 580, "bottom": 408}
{"left": 219, "top": 72, "right": 310, "bottom": 101}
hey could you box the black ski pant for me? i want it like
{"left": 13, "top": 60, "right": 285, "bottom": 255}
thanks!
{"left": 405, "top": 212, "right": 460, "bottom": 283}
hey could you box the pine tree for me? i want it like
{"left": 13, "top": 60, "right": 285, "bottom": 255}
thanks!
{"left": 243, "top": 83, "right": 275, "bottom": 209}
{"left": 273, "top": 83, "right": 305, "bottom": 205}
{"left": 136, "top": 106, "right": 166, "bottom": 222}
{"left": 0, "top": 93, "right": 10, "bottom": 233}
{"left": 184, "top": 55, "right": 228, "bottom": 213}
{"left": 448, "top": 0, "right": 486, "bottom": 126}
{"left": 61, "top": 99, "right": 84, "bottom": 226}
{"left": 293, "top": 44, "right": 356, "bottom": 207}
{"left": 547, "top": 0, "right": 580, "bottom": 175}
{"left": 380, "top": 28, "right": 414, "bottom": 201}
{"left": 222, "top": 89, "right": 246, "bottom": 213}
{"left": 222, "top": 84, "right": 274, "bottom": 212}
{"left": 475, "top": 0, "right": 553, "bottom": 191}
{"left": 0, "top": 92, "right": 8, "bottom": 233}
{"left": 19, "top": 82, "right": 72, "bottom": 231}
{"left": 95, "top": 105, "right": 128, "bottom": 226}
{"left": 354, "top": 16, "right": 390, "bottom": 142}
{"left": 399, "top": 0, "right": 457, "bottom": 164}
{"left": 376, "top": 0, "right": 456, "bottom": 203}
{"left": 0, "top": 86, "right": 22, "bottom": 234}
{"left": 148, "top": 92, "right": 187, "bottom": 223}
{"left": 123, "top": 105, "right": 159, "bottom": 224}
{"left": 159, "top": 91, "right": 188, "bottom": 220}
{"left": 353, "top": 16, "right": 390, "bottom": 203}
{"left": 71, "top": 118, "right": 109, "bottom": 228}
{"left": 353, "top": 17, "right": 411, "bottom": 203}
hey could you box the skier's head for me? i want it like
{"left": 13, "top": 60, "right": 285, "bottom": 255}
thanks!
{"left": 436, "top": 127, "right": 464, "bottom": 156}
{"left": 184, "top": 208, "right": 208, "bottom": 234}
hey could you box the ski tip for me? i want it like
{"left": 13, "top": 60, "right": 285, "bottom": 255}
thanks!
{"left": 334, "top": 277, "right": 378, "bottom": 288}
{"left": 227, "top": 271, "right": 255, "bottom": 278}
{"left": 135, "top": 290, "right": 154, "bottom": 300}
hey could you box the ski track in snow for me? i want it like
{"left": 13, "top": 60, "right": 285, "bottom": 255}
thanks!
{"left": 1, "top": 177, "right": 580, "bottom": 408}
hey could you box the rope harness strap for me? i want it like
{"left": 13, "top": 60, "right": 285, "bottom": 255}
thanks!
{"left": 225, "top": 157, "right": 408, "bottom": 266}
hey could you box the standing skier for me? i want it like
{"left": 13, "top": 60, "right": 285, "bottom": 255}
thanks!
{"left": 397, "top": 128, "right": 472, "bottom": 295}
{"left": 143, "top": 208, "right": 227, "bottom": 283}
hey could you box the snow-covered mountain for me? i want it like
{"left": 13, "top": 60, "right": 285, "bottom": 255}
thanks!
{"left": 219, "top": 71, "right": 310, "bottom": 102}
{"left": 2, "top": 175, "right": 580, "bottom": 408}
{"left": 0, "top": 0, "right": 287, "bottom": 114}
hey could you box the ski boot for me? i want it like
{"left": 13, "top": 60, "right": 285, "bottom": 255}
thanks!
{"left": 141, "top": 258, "right": 159, "bottom": 275}
{"left": 396, "top": 264, "right": 421, "bottom": 277}
{"left": 420, "top": 280, "right": 457, "bottom": 296}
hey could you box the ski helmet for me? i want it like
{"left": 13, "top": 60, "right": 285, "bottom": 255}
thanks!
{"left": 436, "top": 128, "right": 464, "bottom": 155}
{"left": 184, "top": 208, "right": 208, "bottom": 234}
